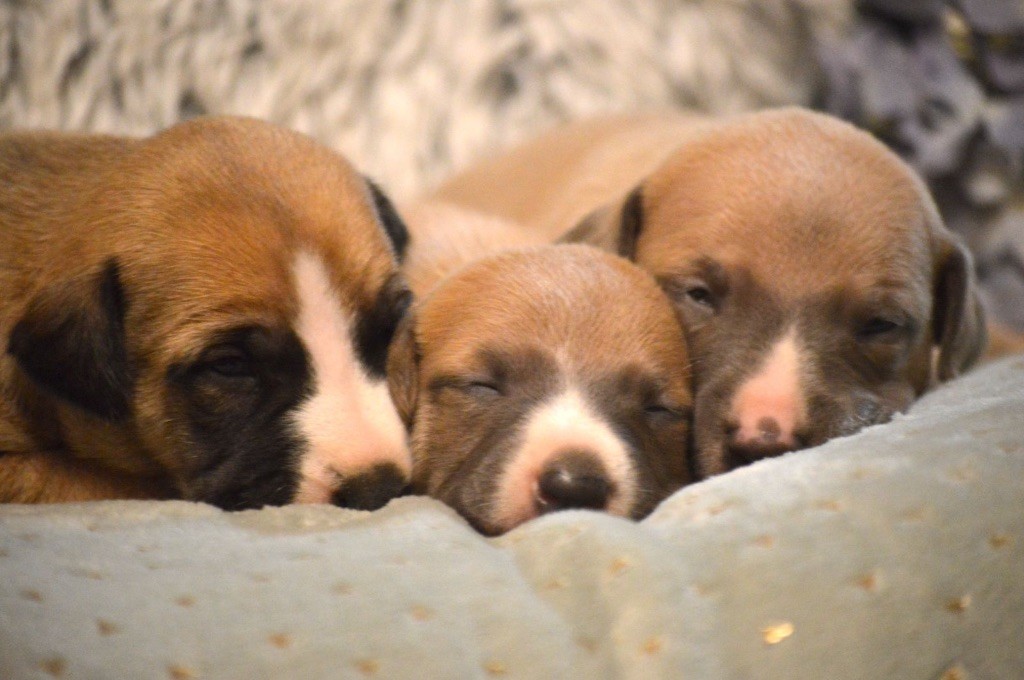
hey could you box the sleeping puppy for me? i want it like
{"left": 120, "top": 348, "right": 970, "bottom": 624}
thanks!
{"left": 389, "top": 231, "right": 692, "bottom": 535}
{"left": 433, "top": 108, "right": 986, "bottom": 477}
{"left": 0, "top": 116, "right": 412, "bottom": 509}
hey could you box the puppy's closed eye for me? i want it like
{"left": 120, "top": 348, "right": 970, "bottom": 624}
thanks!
{"left": 657, "top": 266, "right": 728, "bottom": 317}
{"left": 643, "top": 401, "right": 689, "bottom": 422}
{"left": 683, "top": 284, "right": 716, "bottom": 310}
{"left": 463, "top": 380, "right": 503, "bottom": 398}
{"left": 170, "top": 326, "right": 309, "bottom": 396}
{"left": 852, "top": 304, "right": 917, "bottom": 345}
{"left": 431, "top": 376, "right": 503, "bottom": 399}
{"left": 196, "top": 345, "right": 258, "bottom": 381}
{"left": 856, "top": 317, "right": 903, "bottom": 341}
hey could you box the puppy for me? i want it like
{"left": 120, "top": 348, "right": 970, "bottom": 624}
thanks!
{"left": 433, "top": 108, "right": 987, "bottom": 477}
{"left": 400, "top": 201, "right": 548, "bottom": 297}
{"left": 1, "top": 117, "right": 413, "bottom": 509}
{"left": 390, "top": 222, "right": 692, "bottom": 534}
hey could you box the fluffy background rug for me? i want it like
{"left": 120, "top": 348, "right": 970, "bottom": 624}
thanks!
{"left": 0, "top": 0, "right": 848, "bottom": 198}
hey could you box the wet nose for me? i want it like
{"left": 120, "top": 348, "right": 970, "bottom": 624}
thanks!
{"left": 535, "top": 451, "right": 612, "bottom": 513}
{"left": 726, "top": 416, "right": 801, "bottom": 467}
{"left": 331, "top": 463, "right": 409, "bottom": 511}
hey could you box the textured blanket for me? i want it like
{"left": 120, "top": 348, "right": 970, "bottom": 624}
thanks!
{"left": 2, "top": 358, "right": 1022, "bottom": 679}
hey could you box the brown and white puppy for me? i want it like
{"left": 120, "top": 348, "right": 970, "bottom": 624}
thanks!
{"left": 389, "top": 237, "right": 692, "bottom": 535}
{"left": 434, "top": 108, "right": 986, "bottom": 477}
{"left": 0, "top": 116, "right": 413, "bottom": 509}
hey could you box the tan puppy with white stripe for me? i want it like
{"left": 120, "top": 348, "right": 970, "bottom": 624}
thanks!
{"left": 1, "top": 117, "right": 412, "bottom": 508}
{"left": 391, "top": 205, "right": 692, "bottom": 535}
{"left": 433, "top": 108, "right": 987, "bottom": 477}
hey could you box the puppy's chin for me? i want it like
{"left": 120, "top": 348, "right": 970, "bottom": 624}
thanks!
{"left": 461, "top": 513, "right": 512, "bottom": 538}
{"left": 459, "top": 482, "right": 547, "bottom": 537}
{"left": 431, "top": 470, "right": 510, "bottom": 536}
{"left": 428, "top": 455, "right": 546, "bottom": 537}
{"left": 443, "top": 487, "right": 547, "bottom": 537}
{"left": 463, "top": 484, "right": 649, "bottom": 537}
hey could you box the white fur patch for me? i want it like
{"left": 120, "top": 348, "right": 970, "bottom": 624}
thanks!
{"left": 491, "top": 388, "right": 637, "bottom": 532}
{"left": 730, "top": 327, "right": 805, "bottom": 446}
{"left": 290, "top": 251, "right": 410, "bottom": 504}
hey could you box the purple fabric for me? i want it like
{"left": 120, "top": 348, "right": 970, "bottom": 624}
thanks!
{"left": 957, "top": 0, "right": 1024, "bottom": 33}
{"left": 820, "top": 2, "right": 1024, "bottom": 330}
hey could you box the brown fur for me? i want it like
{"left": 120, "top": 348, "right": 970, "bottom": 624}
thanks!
{"left": 0, "top": 117, "right": 404, "bottom": 504}
{"left": 392, "top": 206, "right": 692, "bottom": 533}
{"left": 401, "top": 201, "right": 546, "bottom": 297}
{"left": 431, "top": 108, "right": 988, "bottom": 476}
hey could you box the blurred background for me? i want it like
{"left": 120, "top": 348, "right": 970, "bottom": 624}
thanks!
{"left": 1, "top": 0, "right": 1021, "bottom": 330}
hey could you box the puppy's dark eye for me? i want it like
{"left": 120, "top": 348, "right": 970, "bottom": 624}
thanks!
{"left": 687, "top": 286, "right": 714, "bottom": 306}
{"left": 657, "top": 275, "right": 720, "bottom": 314}
{"left": 200, "top": 347, "right": 256, "bottom": 379}
{"left": 857, "top": 317, "right": 902, "bottom": 341}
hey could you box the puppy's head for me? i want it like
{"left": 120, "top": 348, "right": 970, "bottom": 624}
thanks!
{"left": 388, "top": 245, "right": 692, "bottom": 535}
{"left": 563, "top": 108, "right": 985, "bottom": 477}
{"left": 7, "top": 117, "right": 413, "bottom": 509}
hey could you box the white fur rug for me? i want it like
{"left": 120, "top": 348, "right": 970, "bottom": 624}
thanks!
{"left": 0, "top": 0, "right": 850, "bottom": 198}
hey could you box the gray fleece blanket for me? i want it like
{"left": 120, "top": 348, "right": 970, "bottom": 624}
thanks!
{"left": 2, "top": 358, "right": 1022, "bottom": 679}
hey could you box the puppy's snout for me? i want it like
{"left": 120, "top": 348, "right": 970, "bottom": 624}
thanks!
{"left": 535, "top": 451, "right": 612, "bottom": 513}
{"left": 331, "top": 463, "right": 409, "bottom": 511}
{"left": 726, "top": 329, "right": 806, "bottom": 467}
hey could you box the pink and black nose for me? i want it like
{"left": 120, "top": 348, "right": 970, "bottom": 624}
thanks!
{"left": 331, "top": 463, "right": 409, "bottom": 511}
{"left": 534, "top": 451, "right": 612, "bottom": 513}
{"left": 726, "top": 329, "right": 806, "bottom": 468}
{"left": 726, "top": 416, "right": 801, "bottom": 467}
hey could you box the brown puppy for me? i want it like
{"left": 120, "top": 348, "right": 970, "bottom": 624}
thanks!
{"left": 1, "top": 117, "right": 413, "bottom": 509}
{"left": 389, "top": 227, "right": 692, "bottom": 535}
{"left": 400, "top": 201, "right": 547, "bottom": 298}
{"left": 434, "top": 108, "right": 986, "bottom": 477}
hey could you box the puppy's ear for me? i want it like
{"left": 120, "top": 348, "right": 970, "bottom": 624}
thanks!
{"left": 365, "top": 177, "right": 410, "bottom": 262}
{"left": 931, "top": 231, "right": 987, "bottom": 382}
{"left": 7, "top": 259, "right": 134, "bottom": 420}
{"left": 557, "top": 186, "right": 643, "bottom": 259}
{"left": 385, "top": 312, "right": 420, "bottom": 429}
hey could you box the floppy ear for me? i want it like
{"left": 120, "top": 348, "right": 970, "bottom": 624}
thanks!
{"left": 931, "top": 232, "right": 987, "bottom": 382}
{"left": 7, "top": 259, "right": 134, "bottom": 420}
{"left": 557, "top": 186, "right": 643, "bottom": 259}
{"left": 365, "top": 177, "right": 410, "bottom": 261}
{"left": 385, "top": 311, "right": 420, "bottom": 429}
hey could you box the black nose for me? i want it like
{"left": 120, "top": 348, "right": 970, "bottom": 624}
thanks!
{"left": 725, "top": 420, "right": 801, "bottom": 470}
{"left": 536, "top": 451, "right": 612, "bottom": 513}
{"left": 331, "top": 463, "right": 409, "bottom": 511}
